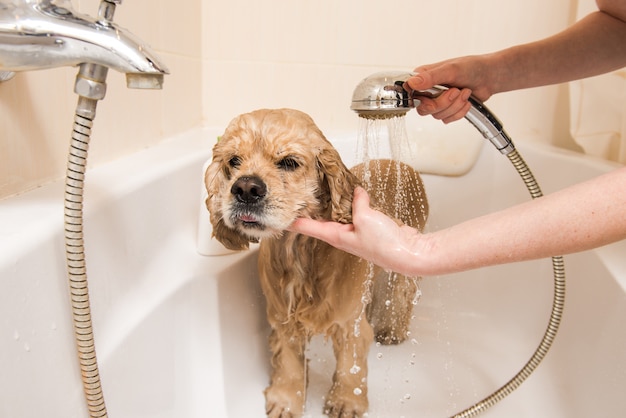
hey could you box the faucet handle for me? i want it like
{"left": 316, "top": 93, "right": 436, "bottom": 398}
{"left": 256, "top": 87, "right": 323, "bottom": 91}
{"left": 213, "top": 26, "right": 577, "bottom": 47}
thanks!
{"left": 98, "top": 0, "right": 122, "bottom": 23}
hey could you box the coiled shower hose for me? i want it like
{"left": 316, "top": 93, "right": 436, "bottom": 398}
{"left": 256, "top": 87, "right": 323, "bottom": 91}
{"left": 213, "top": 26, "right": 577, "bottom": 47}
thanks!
{"left": 451, "top": 150, "right": 566, "bottom": 418}
{"left": 64, "top": 65, "right": 109, "bottom": 418}
{"left": 63, "top": 1, "right": 119, "bottom": 415}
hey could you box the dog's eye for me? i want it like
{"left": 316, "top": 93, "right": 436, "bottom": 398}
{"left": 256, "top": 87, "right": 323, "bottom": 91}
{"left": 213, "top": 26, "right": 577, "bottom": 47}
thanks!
{"left": 228, "top": 156, "right": 242, "bottom": 168}
{"left": 277, "top": 157, "right": 300, "bottom": 171}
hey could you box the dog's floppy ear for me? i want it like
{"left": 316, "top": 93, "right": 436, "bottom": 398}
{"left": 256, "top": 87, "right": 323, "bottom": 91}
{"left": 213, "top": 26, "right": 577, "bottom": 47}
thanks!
{"left": 316, "top": 142, "right": 360, "bottom": 223}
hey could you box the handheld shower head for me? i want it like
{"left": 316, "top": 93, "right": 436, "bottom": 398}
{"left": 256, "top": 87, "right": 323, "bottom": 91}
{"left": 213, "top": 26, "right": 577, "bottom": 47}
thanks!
{"left": 351, "top": 71, "right": 515, "bottom": 154}
{"left": 350, "top": 71, "right": 443, "bottom": 119}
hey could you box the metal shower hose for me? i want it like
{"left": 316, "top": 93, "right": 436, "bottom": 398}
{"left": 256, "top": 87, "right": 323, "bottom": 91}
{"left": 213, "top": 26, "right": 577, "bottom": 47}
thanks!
{"left": 451, "top": 149, "right": 566, "bottom": 418}
{"left": 64, "top": 71, "right": 108, "bottom": 417}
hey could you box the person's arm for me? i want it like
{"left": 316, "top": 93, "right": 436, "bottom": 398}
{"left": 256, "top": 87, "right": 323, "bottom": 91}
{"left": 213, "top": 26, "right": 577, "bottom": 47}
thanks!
{"left": 288, "top": 167, "right": 626, "bottom": 277}
{"left": 407, "top": 0, "right": 626, "bottom": 123}
{"left": 289, "top": 1, "right": 626, "bottom": 276}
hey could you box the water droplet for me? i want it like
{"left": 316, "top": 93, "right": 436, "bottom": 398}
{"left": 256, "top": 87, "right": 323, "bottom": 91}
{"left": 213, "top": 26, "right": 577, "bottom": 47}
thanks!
{"left": 350, "top": 364, "right": 361, "bottom": 374}
{"left": 385, "top": 299, "right": 391, "bottom": 307}
{"left": 353, "top": 388, "right": 362, "bottom": 396}
{"left": 376, "top": 353, "right": 383, "bottom": 359}
{"left": 404, "top": 393, "right": 411, "bottom": 400}
{"left": 24, "top": 343, "right": 30, "bottom": 352}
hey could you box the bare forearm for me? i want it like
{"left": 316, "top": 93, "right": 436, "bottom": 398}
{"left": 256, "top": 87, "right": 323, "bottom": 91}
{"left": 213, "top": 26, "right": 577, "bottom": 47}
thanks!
{"left": 489, "top": 11, "right": 626, "bottom": 94}
{"left": 415, "top": 167, "right": 626, "bottom": 276}
{"left": 289, "top": 168, "right": 626, "bottom": 278}
{"left": 410, "top": 2, "right": 626, "bottom": 122}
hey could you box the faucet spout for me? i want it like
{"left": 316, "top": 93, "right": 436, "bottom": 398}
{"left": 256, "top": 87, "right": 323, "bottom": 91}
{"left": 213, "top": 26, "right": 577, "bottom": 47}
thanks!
{"left": 0, "top": 0, "right": 169, "bottom": 88}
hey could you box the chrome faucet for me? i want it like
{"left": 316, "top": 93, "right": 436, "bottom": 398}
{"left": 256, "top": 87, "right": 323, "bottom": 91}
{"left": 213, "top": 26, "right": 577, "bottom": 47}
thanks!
{"left": 1, "top": 3, "right": 170, "bottom": 418}
{"left": 0, "top": 0, "right": 168, "bottom": 88}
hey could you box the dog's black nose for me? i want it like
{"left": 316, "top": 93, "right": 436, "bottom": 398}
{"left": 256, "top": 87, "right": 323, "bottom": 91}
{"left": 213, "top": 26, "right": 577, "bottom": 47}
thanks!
{"left": 231, "top": 176, "right": 267, "bottom": 203}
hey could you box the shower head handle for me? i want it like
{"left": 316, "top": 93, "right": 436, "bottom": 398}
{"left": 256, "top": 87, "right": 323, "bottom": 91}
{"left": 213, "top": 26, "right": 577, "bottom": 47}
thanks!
{"left": 415, "top": 87, "right": 515, "bottom": 154}
{"left": 351, "top": 71, "right": 515, "bottom": 154}
{"left": 413, "top": 87, "right": 515, "bottom": 154}
{"left": 464, "top": 95, "right": 514, "bottom": 154}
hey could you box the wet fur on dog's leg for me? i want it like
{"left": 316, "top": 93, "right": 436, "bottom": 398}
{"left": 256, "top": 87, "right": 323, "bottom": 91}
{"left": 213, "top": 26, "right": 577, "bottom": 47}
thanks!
{"left": 265, "top": 328, "right": 308, "bottom": 418}
{"left": 367, "top": 271, "right": 419, "bottom": 345}
{"left": 324, "top": 321, "right": 373, "bottom": 418}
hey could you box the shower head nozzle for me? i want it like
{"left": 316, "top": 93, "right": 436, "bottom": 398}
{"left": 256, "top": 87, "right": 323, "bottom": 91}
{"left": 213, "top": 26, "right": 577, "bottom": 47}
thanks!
{"left": 350, "top": 71, "right": 445, "bottom": 119}
{"left": 353, "top": 108, "right": 412, "bottom": 120}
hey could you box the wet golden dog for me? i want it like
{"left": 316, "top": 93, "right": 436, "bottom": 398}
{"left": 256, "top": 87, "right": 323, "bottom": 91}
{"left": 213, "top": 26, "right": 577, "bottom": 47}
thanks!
{"left": 204, "top": 108, "right": 428, "bottom": 418}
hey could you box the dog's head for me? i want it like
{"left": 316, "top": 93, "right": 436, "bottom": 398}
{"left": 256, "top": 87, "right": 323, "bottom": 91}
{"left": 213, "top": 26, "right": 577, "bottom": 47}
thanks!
{"left": 204, "top": 108, "right": 359, "bottom": 250}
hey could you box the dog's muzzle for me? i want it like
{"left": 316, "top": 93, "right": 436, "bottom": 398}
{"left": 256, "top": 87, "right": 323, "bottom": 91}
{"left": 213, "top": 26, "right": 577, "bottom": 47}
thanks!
{"left": 230, "top": 176, "right": 267, "bottom": 229}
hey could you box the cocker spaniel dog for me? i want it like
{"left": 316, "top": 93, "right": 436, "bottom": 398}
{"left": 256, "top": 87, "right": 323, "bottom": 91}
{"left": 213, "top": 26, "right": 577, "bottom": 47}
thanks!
{"left": 204, "top": 108, "right": 428, "bottom": 418}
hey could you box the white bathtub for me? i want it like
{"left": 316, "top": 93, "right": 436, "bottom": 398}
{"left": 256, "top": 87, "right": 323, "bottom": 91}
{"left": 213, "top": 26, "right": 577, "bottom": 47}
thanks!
{"left": 1, "top": 126, "right": 625, "bottom": 418}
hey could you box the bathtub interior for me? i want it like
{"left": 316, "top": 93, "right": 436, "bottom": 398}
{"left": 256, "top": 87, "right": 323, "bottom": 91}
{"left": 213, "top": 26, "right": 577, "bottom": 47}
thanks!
{"left": 214, "top": 137, "right": 626, "bottom": 418}
{"left": 1, "top": 127, "right": 625, "bottom": 418}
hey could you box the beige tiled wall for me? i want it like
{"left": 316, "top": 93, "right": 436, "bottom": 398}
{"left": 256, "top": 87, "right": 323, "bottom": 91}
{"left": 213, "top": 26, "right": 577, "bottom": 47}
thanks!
{"left": 1, "top": 0, "right": 577, "bottom": 200}
{"left": 202, "top": 0, "right": 577, "bottom": 137}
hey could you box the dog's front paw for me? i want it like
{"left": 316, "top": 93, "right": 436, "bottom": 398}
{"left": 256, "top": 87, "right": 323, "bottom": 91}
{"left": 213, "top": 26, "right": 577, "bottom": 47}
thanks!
{"left": 323, "top": 388, "right": 368, "bottom": 418}
{"left": 265, "top": 385, "right": 305, "bottom": 418}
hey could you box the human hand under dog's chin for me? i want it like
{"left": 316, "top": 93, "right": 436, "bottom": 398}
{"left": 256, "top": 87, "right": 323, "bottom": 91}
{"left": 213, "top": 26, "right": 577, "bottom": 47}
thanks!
{"left": 288, "top": 187, "right": 428, "bottom": 277}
